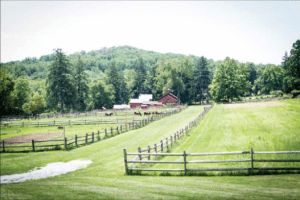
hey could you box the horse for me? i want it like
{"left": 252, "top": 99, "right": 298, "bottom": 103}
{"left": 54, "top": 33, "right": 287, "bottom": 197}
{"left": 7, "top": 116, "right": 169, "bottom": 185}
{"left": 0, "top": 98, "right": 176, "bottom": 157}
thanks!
{"left": 134, "top": 111, "right": 142, "bottom": 116}
{"left": 105, "top": 113, "right": 113, "bottom": 116}
{"left": 144, "top": 112, "right": 151, "bottom": 116}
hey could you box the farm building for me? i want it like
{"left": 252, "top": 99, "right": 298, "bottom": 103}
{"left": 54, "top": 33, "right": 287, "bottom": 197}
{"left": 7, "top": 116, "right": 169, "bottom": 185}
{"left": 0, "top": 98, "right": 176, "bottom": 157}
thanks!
{"left": 130, "top": 94, "right": 162, "bottom": 109}
{"left": 157, "top": 89, "right": 178, "bottom": 105}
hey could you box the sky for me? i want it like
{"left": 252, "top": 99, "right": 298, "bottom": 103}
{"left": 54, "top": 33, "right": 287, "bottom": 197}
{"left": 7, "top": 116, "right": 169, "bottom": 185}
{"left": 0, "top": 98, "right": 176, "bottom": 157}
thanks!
{"left": 1, "top": 1, "right": 300, "bottom": 65}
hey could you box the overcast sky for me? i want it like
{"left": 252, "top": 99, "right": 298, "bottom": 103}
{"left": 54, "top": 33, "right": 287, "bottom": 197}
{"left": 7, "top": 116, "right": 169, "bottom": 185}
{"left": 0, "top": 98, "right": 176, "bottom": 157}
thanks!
{"left": 1, "top": 1, "right": 300, "bottom": 65}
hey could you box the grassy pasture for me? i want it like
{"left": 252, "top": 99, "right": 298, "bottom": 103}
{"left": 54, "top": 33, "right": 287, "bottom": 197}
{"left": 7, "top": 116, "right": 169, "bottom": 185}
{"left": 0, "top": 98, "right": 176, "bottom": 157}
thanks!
{"left": 1, "top": 102, "right": 300, "bottom": 199}
{"left": 141, "top": 99, "right": 300, "bottom": 173}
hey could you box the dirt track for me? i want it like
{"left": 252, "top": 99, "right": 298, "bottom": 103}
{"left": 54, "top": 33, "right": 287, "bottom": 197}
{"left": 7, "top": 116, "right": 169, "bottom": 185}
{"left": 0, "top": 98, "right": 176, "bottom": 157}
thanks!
{"left": 224, "top": 101, "right": 285, "bottom": 108}
{"left": 4, "top": 132, "right": 63, "bottom": 143}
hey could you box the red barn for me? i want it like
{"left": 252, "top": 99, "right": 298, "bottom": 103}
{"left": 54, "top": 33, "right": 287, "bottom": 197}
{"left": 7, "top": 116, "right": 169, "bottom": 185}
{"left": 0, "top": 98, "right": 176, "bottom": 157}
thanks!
{"left": 157, "top": 89, "right": 178, "bottom": 105}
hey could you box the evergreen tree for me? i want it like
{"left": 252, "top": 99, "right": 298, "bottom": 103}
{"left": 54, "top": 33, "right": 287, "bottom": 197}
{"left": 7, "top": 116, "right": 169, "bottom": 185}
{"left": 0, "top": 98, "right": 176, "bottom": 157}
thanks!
{"left": 89, "top": 79, "right": 115, "bottom": 109}
{"left": 46, "top": 49, "right": 76, "bottom": 113}
{"left": 132, "top": 57, "right": 147, "bottom": 97}
{"left": 106, "top": 61, "right": 122, "bottom": 104}
{"left": 74, "top": 55, "right": 89, "bottom": 111}
{"left": 192, "top": 57, "right": 211, "bottom": 104}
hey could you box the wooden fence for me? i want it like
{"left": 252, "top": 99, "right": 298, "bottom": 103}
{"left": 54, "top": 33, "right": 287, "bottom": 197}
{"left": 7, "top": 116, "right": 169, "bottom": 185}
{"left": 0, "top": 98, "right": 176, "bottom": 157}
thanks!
{"left": 124, "top": 149, "right": 300, "bottom": 174}
{"left": 1, "top": 105, "right": 179, "bottom": 122}
{"left": 1, "top": 107, "right": 183, "bottom": 128}
{"left": 0, "top": 106, "right": 187, "bottom": 153}
{"left": 123, "top": 104, "right": 214, "bottom": 172}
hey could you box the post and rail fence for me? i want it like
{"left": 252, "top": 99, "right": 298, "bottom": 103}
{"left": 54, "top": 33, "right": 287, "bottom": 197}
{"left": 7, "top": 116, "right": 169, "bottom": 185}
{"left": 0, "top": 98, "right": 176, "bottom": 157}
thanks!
{"left": 0, "top": 105, "right": 187, "bottom": 153}
{"left": 124, "top": 148, "right": 300, "bottom": 175}
{"left": 124, "top": 104, "right": 214, "bottom": 173}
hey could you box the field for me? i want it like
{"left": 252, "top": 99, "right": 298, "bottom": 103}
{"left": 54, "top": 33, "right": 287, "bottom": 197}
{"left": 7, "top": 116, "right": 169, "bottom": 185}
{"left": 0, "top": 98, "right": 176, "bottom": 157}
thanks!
{"left": 1, "top": 100, "right": 300, "bottom": 199}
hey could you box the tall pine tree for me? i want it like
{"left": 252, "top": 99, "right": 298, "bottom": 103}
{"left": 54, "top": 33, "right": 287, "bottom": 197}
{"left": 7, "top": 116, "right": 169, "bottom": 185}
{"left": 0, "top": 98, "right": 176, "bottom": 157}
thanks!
{"left": 46, "top": 49, "right": 76, "bottom": 113}
{"left": 132, "top": 57, "right": 147, "bottom": 98}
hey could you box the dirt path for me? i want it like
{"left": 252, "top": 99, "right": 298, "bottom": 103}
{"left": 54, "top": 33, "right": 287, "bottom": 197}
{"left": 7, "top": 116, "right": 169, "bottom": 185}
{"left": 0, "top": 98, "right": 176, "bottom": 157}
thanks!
{"left": 4, "top": 132, "right": 63, "bottom": 143}
{"left": 224, "top": 101, "right": 285, "bottom": 108}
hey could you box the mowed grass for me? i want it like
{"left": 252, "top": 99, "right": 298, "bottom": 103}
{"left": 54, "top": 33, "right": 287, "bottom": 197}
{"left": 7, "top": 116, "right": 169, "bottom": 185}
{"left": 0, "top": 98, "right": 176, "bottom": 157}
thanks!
{"left": 1, "top": 103, "right": 300, "bottom": 199}
{"left": 0, "top": 124, "right": 118, "bottom": 141}
{"left": 144, "top": 99, "right": 300, "bottom": 172}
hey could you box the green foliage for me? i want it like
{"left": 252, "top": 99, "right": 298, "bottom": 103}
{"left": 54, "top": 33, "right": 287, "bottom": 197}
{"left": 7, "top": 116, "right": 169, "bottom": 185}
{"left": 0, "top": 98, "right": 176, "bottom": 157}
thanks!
{"left": 12, "top": 78, "right": 31, "bottom": 112}
{"left": 89, "top": 79, "right": 115, "bottom": 110}
{"left": 283, "top": 40, "right": 300, "bottom": 92}
{"left": 22, "top": 92, "right": 46, "bottom": 114}
{"left": 46, "top": 49, "right": 77, "bottom": 113}
{"left": 132, "top": 57, "right": 147, "bottom": 98}
{"left": 270, "top": 90, "right": 284, "bottom": 97}
{"left": 255, "top": 64, "right": 285, "bottom": 94}
{"left": 209, "top": 58, "right": 251, "bottom": 102}
{"left": 73, "top": 55, "right": 89, "bottom": 111}
{"left": 0, "top": 69, "right": 16, "bottom": 116}
{"left": 291, "top": 90, "right": 300, "bottom": 98}
{"left": 190, "top": 56, "right": 211, "bottom": 103}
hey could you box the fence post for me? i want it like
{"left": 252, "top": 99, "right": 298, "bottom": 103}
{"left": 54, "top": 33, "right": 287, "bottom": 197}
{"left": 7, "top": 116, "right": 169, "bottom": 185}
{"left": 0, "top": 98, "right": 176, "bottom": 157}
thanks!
{"left": 75, "top": 135, "right": 78, "bottom": 146}
{"left": 69, "top": 120, "right": 70, "bottom": 125}
{"left": 161, "top": 140, "right": 163, "bottom": 152}
{"left": 184, "top": 150, "right": 187, "bottom": 175}
{"left": 166, "top": 138, "right": 168, "bottom": 151}
{"left": 138, "top": 147, "right": 142, "bottom": 160}
{"left": 148, "top": 145, "right": 151, "bottom": 160}
{"left": 111, "top": 127, "right": 113, "bottom": 136}
{"left": 154, "top": 143, "right": 157, "bottom": 157}
{"left": 85, "top": 133, "right": 88, "bottom": 144}
{"left": 32, "top": 140, "right": 35, "bottom": 151}
{"left": 120, "top": 125, "right": 122, "bottom": 132}
{"left": 64, "top": 137, "right": 68, "bottom": 150}
{"left": 22, "top": 122, "right": 24, "bottom": 127}
{"left": 97, "top": 130, "right": 100, "bottom": 139}
{"left": 170, "top": 136, "right": 173, "bottom": 147}
{"left": 105, "top": 129, "right": 107, "bottom": 138}
{"left": 251, "top": 147, "right": 254, "bottom": 170}
{"left": 174, "top": 133, "right": 176, "bottom": 142}
{"left": 133, "top": 121, "right": 135, "bottom": 129}
{"left": 54, "top": 120, "right": 55, "bottom": 126}
{"left": 123, "top": 149, "right": 128, "bottom": 174}
{"left": 92, "top": 132, "right": 94, "bottom": 142}
{"left": 2, "top": 140, "right": 5, "bottom": 152}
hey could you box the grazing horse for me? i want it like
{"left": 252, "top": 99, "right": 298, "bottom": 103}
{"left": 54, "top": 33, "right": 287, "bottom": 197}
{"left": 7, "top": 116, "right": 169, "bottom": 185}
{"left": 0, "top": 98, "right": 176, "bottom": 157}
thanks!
{"left": 155, "top": 111, "right": 163, "bottom": 115}
{"left": 105, "top": 113, "right": 113, "bottom": 116}
{"left": 134, "top": 111, "right": 142, "bottom": 116}
{"left": 144, "top": 112, "right": 151, "bottom": 116}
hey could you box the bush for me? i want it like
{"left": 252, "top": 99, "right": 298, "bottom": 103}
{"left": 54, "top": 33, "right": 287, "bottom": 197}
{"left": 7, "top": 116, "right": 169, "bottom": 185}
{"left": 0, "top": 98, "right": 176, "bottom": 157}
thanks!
{"left": 270, "top": 90, "right": 284, "bottom": 97}
{"left": 291, "top": 90, "right": 300, "bottom": 98}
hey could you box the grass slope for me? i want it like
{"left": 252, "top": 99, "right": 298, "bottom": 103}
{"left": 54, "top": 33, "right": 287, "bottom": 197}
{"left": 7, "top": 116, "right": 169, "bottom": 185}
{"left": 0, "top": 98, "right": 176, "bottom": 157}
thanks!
{"left": 1, "top": 103, "right": 300, "bottom": 199}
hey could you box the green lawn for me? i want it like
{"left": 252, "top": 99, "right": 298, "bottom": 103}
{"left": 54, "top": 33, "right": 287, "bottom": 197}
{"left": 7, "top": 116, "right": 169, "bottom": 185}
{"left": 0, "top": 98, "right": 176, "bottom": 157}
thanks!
{"left": 1, "top": 102, "right": 300, "bottom": 199}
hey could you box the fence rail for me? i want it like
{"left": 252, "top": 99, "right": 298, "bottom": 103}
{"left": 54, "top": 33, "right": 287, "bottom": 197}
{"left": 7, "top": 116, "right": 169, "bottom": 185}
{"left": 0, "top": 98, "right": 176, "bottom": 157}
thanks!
{"left": 123, "top": 104, "right": 214, "bottom": 173}
{"left": 124, "top": 148, "right": 300, "bottom": 174}
{"left": 0, "top": 105, "right": 179, "bottom": 123}
{"left": 1, "top": 107, "right": 183, "bottom": 128}
{"left": 1, "top": 106, "right": 187, "bottom": 153}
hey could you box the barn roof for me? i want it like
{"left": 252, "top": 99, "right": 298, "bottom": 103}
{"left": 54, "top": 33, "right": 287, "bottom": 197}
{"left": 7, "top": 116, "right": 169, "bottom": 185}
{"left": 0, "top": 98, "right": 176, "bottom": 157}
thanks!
{"left": 157, "top": 93, "right": 178, "bottom": 101}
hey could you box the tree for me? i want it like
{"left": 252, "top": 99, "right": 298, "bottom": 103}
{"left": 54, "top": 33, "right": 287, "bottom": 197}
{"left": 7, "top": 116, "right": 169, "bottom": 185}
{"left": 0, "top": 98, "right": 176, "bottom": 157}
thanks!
{"left": 106, "top": 61, "right": 123, "bottom": 104}
{"left": 22, "top": 92, "right": 45, "bottom": 115}
{"left": 132, "top": 57, "right": 147, "bottom": 98}
{"left": 283, "top": 40, "right": 300, "bottom": 92}
{"left": 46, "top": 49, "right": 76, "bottom": 113}
{"left": 0, "top": 69, "right": 16, "bottom": 116}
{"left": 13, "top": 78, "right": 31, "bottom": 112}
{"left": 74, "top": 55, "right": 89, "bottom": 111}
{"left": 89, "top": 79, "right": 115, "bottom": 109}
{"left": 191, "top": 57, "right": 211, "bottom": 104}
{"left": 255, "top": 64, "right": 284, "bottom": 94}
{"left": 209, "top": 58, "right": 251, "bottom": 102}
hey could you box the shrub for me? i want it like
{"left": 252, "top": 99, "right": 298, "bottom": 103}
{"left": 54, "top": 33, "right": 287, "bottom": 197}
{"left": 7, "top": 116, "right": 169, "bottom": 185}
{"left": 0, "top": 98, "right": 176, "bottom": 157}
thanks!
{"left": 53, "top": 144, "right": 61, "bottom": 150}
{"left": 270, "top": 90, "right": 284, "bottom": 97}
{"left": 291, "top": 90, "right": 300, "bottom": 98}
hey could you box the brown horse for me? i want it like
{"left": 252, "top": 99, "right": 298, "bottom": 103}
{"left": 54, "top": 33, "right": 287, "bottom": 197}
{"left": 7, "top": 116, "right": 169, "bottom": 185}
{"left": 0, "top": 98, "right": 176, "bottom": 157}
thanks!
{"left": 105, "top": 113, "right": 113, "bottom": 116}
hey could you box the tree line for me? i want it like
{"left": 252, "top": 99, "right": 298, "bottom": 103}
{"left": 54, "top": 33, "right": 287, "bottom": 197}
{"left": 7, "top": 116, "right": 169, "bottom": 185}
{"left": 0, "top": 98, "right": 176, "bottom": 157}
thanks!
{"left": 1, "top": 40, "right": 299, "bottom": 116}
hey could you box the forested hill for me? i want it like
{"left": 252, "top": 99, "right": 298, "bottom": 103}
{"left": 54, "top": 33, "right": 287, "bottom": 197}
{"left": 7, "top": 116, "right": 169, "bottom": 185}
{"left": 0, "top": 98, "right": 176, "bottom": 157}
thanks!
{"left": 1, "top": 41, "right": 299, "bottom": 116}
{"left": 1, "top": 45, "right": 217, "bottom": 80}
